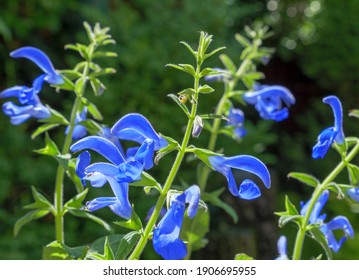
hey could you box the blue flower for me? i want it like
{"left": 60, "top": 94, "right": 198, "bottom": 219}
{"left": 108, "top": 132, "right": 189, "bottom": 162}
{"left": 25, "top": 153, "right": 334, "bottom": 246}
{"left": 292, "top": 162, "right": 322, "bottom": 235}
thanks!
{"left": 66, "top": 107, "right": 88, "bottom": 141}
{"left": 312, "top": 95, "right": 344, "bottom": 159}
{"left": 347, "top": 188, "right": 359, "bottom": 202}
{"left": 243, "top": 85, "right": 295, "bottom": 122}
{"left": 71, "top": 135, "right": 156, "bottom": 219}
{"left": 227, "top": 107, "right": 246, "bottom": 139}
{"left": 208, "top": 155, "right": 271, "bottom": 199}
{"left": 0, "top": 47, "right": 63, "bottom": 124}
{"left": 153, "top": 185, "right": 200, "bottom": 260}
{"left": 275, "top": 236, "right": 288, "bottom": 260}
{"left": 204, "top": 67, "right": 228, "bottom": 83}
{"left": 300, "top": 190, "right": 354, "bottom": 253}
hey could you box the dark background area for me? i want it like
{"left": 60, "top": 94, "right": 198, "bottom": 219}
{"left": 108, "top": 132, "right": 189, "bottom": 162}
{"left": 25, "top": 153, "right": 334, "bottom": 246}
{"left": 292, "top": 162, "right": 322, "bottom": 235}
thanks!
{"left": 1, "top": 0, "right": 359, "bottom": 259}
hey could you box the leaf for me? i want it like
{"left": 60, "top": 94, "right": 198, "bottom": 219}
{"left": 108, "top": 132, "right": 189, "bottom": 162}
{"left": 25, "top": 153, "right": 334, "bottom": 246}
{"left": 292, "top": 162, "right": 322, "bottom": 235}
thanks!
{"left": 42, "top": 241, "right": 89, "bottom": 260}
{"left": 234, "top": 253, "right": 254, "bottom": 260}
{"left": 199, "top": 113, "right": 229, "bottom": 122}
{"left": 87, "top": 234, "right": 125, "bottom": 259}
{"left": 167, "top": 94, "right": 190, "bottom": 117}
{"left": 180, "top": 41, "right": 197, "bottom": 59}
{"left": 87, "top": 102, "right": 103, "bottom": 121}
{"left": 116, "top": 231, "right": 141, "bottom": 260}
{"left": 234, "top": 33, "right": 251, "bottom": 47}
{"left": 34, "top": 133, "right": 60, "bottom": 157}
{"left": 59, "top": 69, "right": 82, "bottom": 80}
{"left": 277, "top": 215, "right": 303, "bottom": 228}
{"left": 219, "top": 54, "right": 237, "bottom": 74}
{"left": 275, "top": 196, "right": 302, "bottom": 228}
{"left": 67, "top": 208, "right": 113, "bottom": 233}
{"left": 198, "top": 84, "right": 214, "bottom": 94}
{"left": 93, "top": 52, "right": 118, "bottom": 59}
{"left": 14, "top": 209, "right": 50, "bottom": 237}
{"left": 39, "top": 107, "right": 69, "bottom": 125}
{"left": 349, "top": 109, "right": 359, "bottom": 119}
{"left": 288, "top": 172, "right": 320, "bottom": 188}
{"left": 90, "top": 68, "right": 116, "bottom": 78}
{"left": 203, "top": 46, "right": 226, "bottom": 60}
{"left": 178, "top": 64, "right": 196, "bottom": 77}
{"left": 64, "top": 188, "right": 89, "bottom": 209}
{"left": 181, "top": 204, "right": 209, "bottom": 251}
{"left": 54, "top": 75, "right": 76, "bottom": 91}
{"left": 347, "top": 163, "right": 359, "bottom": 186}
{"left": 202, "top": 188, "right": 238, "bottom": 223}
{"left": 31, "top": 123, "right": 59, "bottom": 139}
{"left": 24, "top": 186, "right": 54, "bottom": 213}
{"left": 308, "top": 227, "right": 333, "bottom": 260}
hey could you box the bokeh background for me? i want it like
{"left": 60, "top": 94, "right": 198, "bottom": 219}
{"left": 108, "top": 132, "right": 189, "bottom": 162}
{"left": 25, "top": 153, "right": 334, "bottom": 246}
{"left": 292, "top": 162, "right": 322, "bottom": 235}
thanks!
{"left": 1, "top": 0, "right": 359, "bottom": 259}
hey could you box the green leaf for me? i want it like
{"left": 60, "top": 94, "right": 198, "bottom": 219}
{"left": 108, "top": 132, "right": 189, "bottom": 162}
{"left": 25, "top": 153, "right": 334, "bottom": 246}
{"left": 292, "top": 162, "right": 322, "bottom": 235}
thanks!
{"left": 181, "top": 203, "right": 209, "bottom": 251}
{"left": 116, "top": 231, "right": 141, "bottom": 260}
{"left": 288, "top": 172, "right": 320, "bottom": 188}
{"left": 67, "top": 208, "right": 113, "bottom": 233}
{"left": 167, "top": 94, "right": 190, "bottom": 117}
{"left": 199, "top": 113, "right": 229, "bottom": 122}
{"left": 80, "top": 97, "right": 103, "bottom": 121}
{"left": 64, "top": 188, "right": 89, "bottom": 209}
{"left": 219, "top": 54, "right": 237, "bottom": 74}
{"left": 39, "top": 107, "right": 69, "bottom": 125}
{"left": 59, "top": 69, "right": 82, "bottom": 80}
{"left": 14, "top": 209, "right": 50, "bottom": 237}
{"left": 178, "top": 64, "right": 196, "bottom": 77}
{"left": 275, "top": 196, "right": 302, "bottom": 228}
{"left": 180, "top": 41, "right": 197, "bottom": 59}
{"left": 87, "top": 234, "right": 125, "bottom": 260}
{"left": 277, "top": 215, "right": 303, "bottom": 228}
{"left": 34, "top": 133, "right": 60, "bottom": 157}
{"left": 90, "top": 77, "right": 106, "bottom": 96}
{"left": 234, "top": 253, "right": 254, "bottom": 260}
{"left": 42, "top": 241, "right": 89, "bottom": 260}
{"left": 203, "top": 46, "right": 226, "bottom": 60}
{"left": 308, "top": 227, "right": 333, "bottom": 260}
{"left": 103, "top": 237, "right": 115, "bottom": 260}
{"left": 24, "top": 186, "right": 54, "bottom": 212}
{"left": 202, "top": 188, "right": 238, "bottom": 223}
{"left": 234, "top": 33, "right": 251, "bottom": 47}
{"left": 31, "top": 123, "right": 59, "bottom": 139}
{"left": 93, "top": 52, "right": 118, "bottom": 58}
{"left": 114, "top": 207, "right": 143, "bottom": 231}
{"left": 75, "top": 77, "right": 87, "bottom": 96}
{"left": 90, "top": 67, "right": 116, "bottom": 78}
{"left": 349, "top": 109, "right": 359, "bottom": 119}
{"left": 198, "top": 84, "right": 214, "bottom": 94}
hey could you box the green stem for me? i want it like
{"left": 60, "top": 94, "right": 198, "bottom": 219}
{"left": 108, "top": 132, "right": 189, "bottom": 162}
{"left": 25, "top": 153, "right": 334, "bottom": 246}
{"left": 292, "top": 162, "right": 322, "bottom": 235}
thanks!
{"left": 128, "top": 63, "right": 201, "bottom": 260}
{"left": 54, "top": 63, "right": 89, "bottom": 243}
{"left": 292, "top": 141, "right": 359, "bottom": 260}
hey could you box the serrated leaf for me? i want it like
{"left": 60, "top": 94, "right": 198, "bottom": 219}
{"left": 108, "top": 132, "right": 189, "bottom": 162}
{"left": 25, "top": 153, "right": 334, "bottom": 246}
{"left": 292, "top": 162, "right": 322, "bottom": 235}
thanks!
{"left": 116, "top": 231, "right": 141, "bottom": 260}
{"left": 167, "top": 94, "right": 190, "bottom": 117}
{"left": 14, "top": 209, "right": 50, "bottom": 237}
{"left": 288, "top": 172, "right": 320, "bottom": 188}
{"left": 67, "top": 208, "right": 113, "bottom": 233}
{"left": 198, "top": 84, "right": 214, "bottom": 94}
{"left": 219, "top": 54, "right": 237, "bottom": 74}
{"left": 234, "top": 253, "right": 254, "bottom": 260}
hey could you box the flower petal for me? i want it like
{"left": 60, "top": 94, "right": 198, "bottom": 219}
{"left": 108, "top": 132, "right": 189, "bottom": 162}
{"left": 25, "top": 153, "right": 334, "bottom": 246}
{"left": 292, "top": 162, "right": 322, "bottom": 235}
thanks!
{"left": 76, "top": 151, "right": 91, "bottom": 185}
{"left": 85, "top": 197, "right": 118, "bottom": 212}
{"left": 70, "top": 136, "right": 125, "bottom": 165}
{"left": 238, "top": 179, "right": 261, "bottom": 200}
{"left": 10, "top": 47, "right": 64, "bottom": 85}
{"left": 347, "top": 188, "right": 359, "bottom": 202}
{"left": 312, "top": 127, "right": 338, "bottom": 159}
{"left": 111, "top": 113, "right": 168, "bottom": 150}
{"left": 276, "top": 235, "right": 288, "bottom": 260}
{"left": 184, "top": 185, "right": 200, "bottom": 218}
{"left": 134, "top": 139, "right": 155, "bottom": 170}
{"left": 323, "top": 95, "right": 344, "bottom": 144}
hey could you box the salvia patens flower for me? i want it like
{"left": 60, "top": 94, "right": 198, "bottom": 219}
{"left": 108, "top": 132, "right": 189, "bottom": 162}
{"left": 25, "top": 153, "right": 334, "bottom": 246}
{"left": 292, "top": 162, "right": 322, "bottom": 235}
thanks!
{"left": 312, "top": 95, "right": 344, "bottom": 159}
{"left": 0, "top": 47, "right": 63, "bottom": 125}
{"left": 70, "top": 135, "right": 156, "bottom": 219}
{"left": 300, "top": 190, "right": 354, "bottom": 252}
{"left": 227, "top": 107, "right": 246, "bottom": 139}
{"left": 243, "top": 85, "right": 295, "bottom": 122}
{"left": 153, "top": 185, "right": 200, "bottom": 260}
{"left": 66, "top": 107, "right": 88, "bottom": 141}
{"left": 347, "top": 188, "right": 359, "bottom": 202}
{"left": 275, "top": 236, "right": 288, "bottom": 260}
{"left": 204, "top": 67, "right": 228, "bottom": 83}
{"left": 208, "top": 155, "right": 271, "bottom": 199}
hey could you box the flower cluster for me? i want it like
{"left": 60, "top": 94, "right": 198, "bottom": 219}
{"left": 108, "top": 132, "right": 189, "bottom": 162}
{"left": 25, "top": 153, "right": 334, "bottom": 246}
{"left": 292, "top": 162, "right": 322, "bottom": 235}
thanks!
{"left": 0, "top": 47, "right": 63, "bottom": 125}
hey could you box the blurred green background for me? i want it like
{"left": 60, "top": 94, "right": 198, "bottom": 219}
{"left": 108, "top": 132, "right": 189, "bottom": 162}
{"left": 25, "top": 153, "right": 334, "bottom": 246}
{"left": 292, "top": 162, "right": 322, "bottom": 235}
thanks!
{"left": 0, "top": 0, "right": 359, "bottom": 259}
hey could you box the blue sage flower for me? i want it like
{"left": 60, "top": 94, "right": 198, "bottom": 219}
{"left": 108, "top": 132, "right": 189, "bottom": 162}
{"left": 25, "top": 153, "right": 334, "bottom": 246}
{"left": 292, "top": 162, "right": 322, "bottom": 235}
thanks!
{"left": 71, "top": 135, "right": 156, "bottom": 219}
{"left": 66, "top": 107, "right": 88, "bottom": 141}
{"left": 208, "top": 155, "right": 271, "bottom": 199}
{"left": 0, "top": 47, "right": 63, "bottom": 124}
{"left": 275, "top": 236, "right": 288, "bottom": 260}
{"left": 204, "top": 67, "right": 228, "bottom": 83}
{"left": 227, "top": 107, "right": 246, "bottom": 139}
{"left": 347, "top": 188, "right": 359, "bottom": 202}
{"left": 153, "top": 185, "right": 200, "bottom": 260}
{"left": 243, "top": 85, "right": 295, "bottom": 122}
{"left": 300, "top": 190, "right": 354, "bottom": 252}
{"left": 312, "top": 95, "right": 344, "bottom": 159}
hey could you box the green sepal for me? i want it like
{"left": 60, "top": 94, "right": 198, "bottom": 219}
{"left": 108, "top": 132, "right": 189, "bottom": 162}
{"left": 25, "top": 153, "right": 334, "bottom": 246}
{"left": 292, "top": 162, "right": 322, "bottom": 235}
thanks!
{"left": 179, "top": 41, "right": 197, "bottom": 59}
{"left": 202, "top": 188, "right": 238, "bottom": 223}
{"left": 59, "top": 69, "right": 82, "bottom": 80}
{"left": 75, "top": 76, "right": 87, "bottom": 96}
{"left": 325, "top": 182, "right": 345, "bottom": 199}
{"left": 53, "top": 75, "right": 76, "bottom": 91}
{"left": 39, "top": 107, "right": 69, "bottom": 125}
{"left": 130, "top": 171, "right": 162, "bottom": 193}
{"left": 67, "top": 208, "right": 113, "bottom": 233}
{"left": 167, "top": 94, "right": 190, "bottom": 117}
{"left": 92, "top": 52, "right": 118, "bottom": 59}
{"left": 199, "top": 67, "right": 224, "bottom": 78}
{"left": 80, "top": 97, "right": 103, "bottom": 121}
{"left": 77, "top": 119, "right": 102, "bottom": 135}
{"left": 199, "top": 113, "right": 228, "bottom": 122}
{"left": 34, "top": 133, "right": 60, "bottom": 157}
{"left": 90, "top": 77, "right": 106, "bottom": 96}
{"left": 275, "top": 195, "right": 302, "bottom": 228}
{"left": 155, "top": 134, "right": 180, "bottom": 164}
{"left": 190, "top": 147, "right": 223, "bottom": 168}
{"left": 234, "top": 253, "right": 254, "bottom": 260}
{"left": 114, "top": 207, "right": 143, "bottom": 231}
{"left": 219, "top": 54, "right": 237, "bottom": 74}
{"left": 180, "top": 201, "right": 209, "bottom": 251}
{"left": 308, "top": 227, "right": 333, "bottom": 260}
{"left": 14, "top": 209, "right": 50, "bottom": 237}
{"left": 234, "top": 33, "right": 251, "bottom": 47}
{"left": 42, "top": 241, "right": 89, "bottom": 260}
{"left": 288, "top": 172, "right": 320, "bottom": 188}
{"left": 347, "top": 163, "right": 359, "bottom": 186}
{"left": 349, "top": 109, "right": 359, "bottom": 119}
{"left": 64, "top": 188, "right": 89, "bottom": 210}
{"left": 89, "top": 67, "right": 116, "bottom": 78}
{"left": 198, "top": 84, "right": 214, "bottom": 94}
{"left": 115, "top": 231, "right": 141, "bottom": 260}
